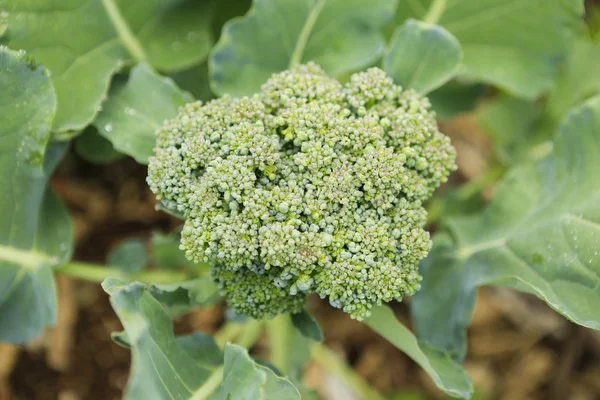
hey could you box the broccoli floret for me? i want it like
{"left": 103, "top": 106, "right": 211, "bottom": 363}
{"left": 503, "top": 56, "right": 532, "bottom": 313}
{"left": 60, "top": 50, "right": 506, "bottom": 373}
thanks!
{"left": 147, "top": 63, "right": 456, "bottom": 320}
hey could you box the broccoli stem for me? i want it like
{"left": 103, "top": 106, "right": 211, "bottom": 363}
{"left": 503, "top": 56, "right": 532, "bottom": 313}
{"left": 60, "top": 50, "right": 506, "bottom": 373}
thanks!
{"left": 55, "top": 260, "right": 189, "bottom": 283}
{"left": 288, "top": 0, "right": 327, "bottom": 68}
{"left": 268, "top": 314, "right": 294, "bottom": 375}
{"left": 423, "top": 0, "right": 447, "bottom": 25}
{"left": 311, "top": 343, "right": 385, "bottom": 400}
{"left": 101, "top": 0, "right": 148, "bottom": 63}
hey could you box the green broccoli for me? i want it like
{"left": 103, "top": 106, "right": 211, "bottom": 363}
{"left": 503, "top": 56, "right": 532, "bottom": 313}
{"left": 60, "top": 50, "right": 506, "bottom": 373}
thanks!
{"left": 147, "top": 63, "right": 456, "bottom": 320}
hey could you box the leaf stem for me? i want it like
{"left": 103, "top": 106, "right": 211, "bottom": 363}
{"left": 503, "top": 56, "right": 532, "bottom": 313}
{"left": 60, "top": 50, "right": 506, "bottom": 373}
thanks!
{"left": 190, "top": 365, "right": 224, "bottom": 400}
{"left": 194, "top": 320, "right": 264, "bottom": 400}
{"left": 267, "top": 314, "right": 292, "bottom": 374}
{"left": 311, "top": 343, "right": 385, "bottom": 400}
{"left": 423, "top": 0, "right": 447, "bottom": 25}
{"left": 101, "top": 0, "right": 148, "bottom": 63}
{"left": 288, "top": 0, "right": 327, "bottom": 68}
{"left": 213, "top": 321, "right": 244, "bottom": 348}
{"left": 55, "top": 261, "right": 189, "bottom": 284}
{"left": 236, "top": 320, "right": 265, "bottom": 349}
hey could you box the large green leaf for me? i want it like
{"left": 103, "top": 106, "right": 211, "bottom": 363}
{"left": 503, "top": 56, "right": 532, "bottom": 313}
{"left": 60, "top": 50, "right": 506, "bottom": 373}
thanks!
{"left": 364, "top": 306, "right": 473, "bottom": 399}
{"left": 427, "top": 81, "right": 486, "bottom": 118}
{"left": 94, "top": 63, "right": 193, "bottom": 164}
{"left": 412, "top": 96, "right": 600, "bottom": 360}
{"left": 546, "top": 37, "right": 600, "bottom": 127}
{"left": 384, "top": 19, "right": 462, "bottom": 95}
{"left": 103, "top": 278, "right": 214, "bottom": 399}
{"left": 479, "top": 36, "right": 600, "bottom": 165}
{"left": 392, "top": 0, "right": 584, "bottom": 98}
{"left": 220, "top": 344, "right": 300, "bottom": 400}
{"left": 148, "top": 278, "right": 220, "bottom": 316}
{"left": 1, "top": 0, "right": 213, "bottom": 133}
{"left": 103, "top": 278, "right": 299, "bottom": 400}
{"left": 209, "top": 0, "right": 397, "bottom": 96}
{"left": 478, "top": 95, "right": 543, "bottom": 164}
{"left": 0, "top": 47, "right": 72, "bottom": 343}
{"left": 74, "top": 126, "right": 125, "bottom": 164}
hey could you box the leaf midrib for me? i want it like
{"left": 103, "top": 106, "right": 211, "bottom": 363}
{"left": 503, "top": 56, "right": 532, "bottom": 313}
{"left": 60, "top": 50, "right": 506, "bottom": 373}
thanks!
{"left": 288, "top": 0, "right": 327, "bottom": 68}
{"left": 0, "top": 244, "right": 58, "bottom": 270}
{"left": 101, "top": 0, "right": 148, "bottom": 63}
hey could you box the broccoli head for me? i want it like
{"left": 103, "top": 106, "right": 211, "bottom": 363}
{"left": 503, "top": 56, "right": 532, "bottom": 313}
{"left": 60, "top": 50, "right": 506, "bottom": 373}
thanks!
{"left": 147, "top": 63, "right": 456, "bottom": 320}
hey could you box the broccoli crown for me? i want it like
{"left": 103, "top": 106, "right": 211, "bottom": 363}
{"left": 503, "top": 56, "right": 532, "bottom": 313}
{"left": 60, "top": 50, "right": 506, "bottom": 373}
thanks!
{"left": 147, "top": 63, "right": 456, "bottom": 320}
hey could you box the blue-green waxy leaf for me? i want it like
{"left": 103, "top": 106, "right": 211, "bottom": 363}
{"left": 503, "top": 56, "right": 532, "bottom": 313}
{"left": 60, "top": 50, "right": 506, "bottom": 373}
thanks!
{"left": 0, "top": 47, "right": 72, "bottom": 343}
{"left": 412, "top": 96, "right": 600, "bottom": 361}
{"left": 427, "top": 81, "right": 486, "bottom": 118}
{"left": 478, "top": 95, "right": 543, "bottom": 164}
{"left": 148, "top": 278, "right": 220, "bottom": 316}
{"left": 290, "top": 310, "right": 323, "bottom": 342}
{"left": 384, "top": 19, "right": 462, "bottom": 95}
{"left": 108, "top": 238, "right": 147, "bottom": 274}
{"left": 545, "top": 37, "right": 600, "bottom": 128}
{"left": 103, "top": 279, "right": 299, "bottom": 400}
{"left": 112, "top": 330, "right": 224, "bottom": 369}
{"left": 1, "top": 0, "right": 213, "bottom": 133}
{"left": 220, "top": 344, "right": 301, "bottom": 400}
{"left": 364, "top": 306, "right": 473, "bottom": 399}
{"left": 392, "top": 0, "right": 584, "bottom": 99}
{"left": 74, "top": 127, "right": 125, "bottom": 164}
{"left": 102, "top": 278, "right": 214, "bottom": 400}
{"left": 94, "top": 64, "right": 193, "bottom": 164}
{"left": 209, "top": 0, "right": 397, "bottom": 96}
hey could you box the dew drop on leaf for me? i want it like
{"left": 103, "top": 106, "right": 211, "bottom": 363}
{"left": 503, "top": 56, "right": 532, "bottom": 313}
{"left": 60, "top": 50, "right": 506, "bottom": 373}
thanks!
{"left": 104, "top": 123, "right": 113, "bottom": 133}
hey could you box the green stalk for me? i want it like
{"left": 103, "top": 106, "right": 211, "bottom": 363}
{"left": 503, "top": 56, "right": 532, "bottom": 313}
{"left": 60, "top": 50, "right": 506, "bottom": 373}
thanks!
{"left": 55, "top": 260, "right": 189, "bottom": 284}
{"left": 288, "top": 0, "right": 327, "bottom": 68}
{"left": 267, "top": 314, "right": 293, "bottom": 374}
{"left": 423, "top": 0, "right": 447, "bottom": 25}
{"left": 236, "top": 320, "right": 265, "bottom": 349}
{"left": 194, "top": 320, "right": 265, "bottom": 400}
{"left": 190, "top": 365, "right": 224, "bottom": 400}
{"left": 101, "top": 0, "right": 148, "bottom": 63}
{"left": 311, "top": 343, "right": 385, "bottom": 400}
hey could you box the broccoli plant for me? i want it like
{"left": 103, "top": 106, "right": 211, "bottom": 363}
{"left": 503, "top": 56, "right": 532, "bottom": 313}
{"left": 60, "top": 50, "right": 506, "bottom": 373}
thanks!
{"left": 1, "top": 0, "right": 599, "bottom": 399}
{"left": 147, "top": 63, "right": 456, "bottom": 320}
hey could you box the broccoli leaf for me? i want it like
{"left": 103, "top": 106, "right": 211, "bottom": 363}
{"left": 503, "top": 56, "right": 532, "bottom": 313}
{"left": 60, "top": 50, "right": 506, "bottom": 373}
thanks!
{"left": 479, "top": 36, "right": 600, "bottom": 165}
{"left": 102, "top": 278, "right": 214, "bottom": 399}
{"left": 102, "top": 278, "right": 299, "bottom": 400}
{"left": 148, "top": 278, "right": 220, "bottom": 316}
{"left": 364, "top": 306, "right": 473, "bottom": 399}
{"left": 391, "top": 0, "right": 584, "bottom": 99}
{"left": 427, "top": 81, "right": 486, "bottom": 118}
{"left": 94, "top": 64, "right": 193, "bottom": 164}
{"left": 220, "top": 344, "right": 301, "bottom": 400}
{"left": 209, "top": 0, "right": 397, "bottom": 96}
{"left": 412, "top": 96, "right": 600, "bottom": 361}
{"left": 291, "top": 310, "right": 323, "bottom": 343}
{"left": 107, "top": 238, "right": 147, "bottom": 275}
{"left": 384, "top": 19, "right": 462, "bottom": 95}
{"left": 0, "top": 47, "right": 72, "bottom": 343}
{"left": 478, "top": 95, "right": 544, "bottom": 164}
{"left": 545, "top": 37, "right": 600, "bottom": 128}
{"left": 0, "top": 0, "right": 213, "bottom": 133}
{"left": 74, "top": 126, "right": 125, "bottom": 164}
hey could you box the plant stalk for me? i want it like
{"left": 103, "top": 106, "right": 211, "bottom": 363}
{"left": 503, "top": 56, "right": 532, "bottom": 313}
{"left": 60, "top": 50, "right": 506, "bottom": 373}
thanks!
{"left": 101, "top": 0, "right": 148, "bottom": 63}
{"left": 311, "top": 343, "right": 385, "bottom": 400}
{"left": 423, "top": 0, "right": 447, "bottom": 25}
{"left": 267, "top": 314, "right": 293, "bottom": 375}
{"left": 55, "top": 260, "right": 189, "bottom": 284}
